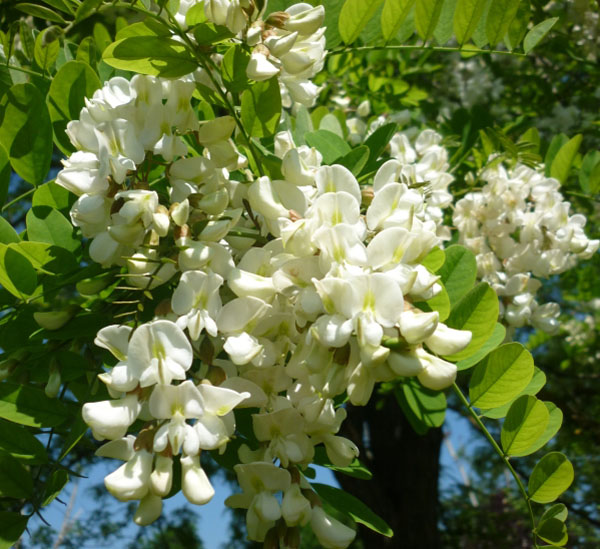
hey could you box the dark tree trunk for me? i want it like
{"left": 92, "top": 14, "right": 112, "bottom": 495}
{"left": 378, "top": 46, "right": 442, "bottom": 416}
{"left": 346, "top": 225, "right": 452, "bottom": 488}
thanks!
{"left": 336, "top": 397, "right": 443, "bottom": 549}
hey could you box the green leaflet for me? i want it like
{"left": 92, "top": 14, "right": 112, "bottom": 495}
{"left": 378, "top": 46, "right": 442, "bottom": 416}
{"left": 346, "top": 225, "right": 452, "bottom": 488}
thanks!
{"left": 518, "top": 402, "right": 563, "bottom": 456}
{"left": 579, "top": 151, "right": 600, "bottom": 194}
{"left": 523, "top": 17, "right": 559, "bottom": 54}
{"left": 469, "top": 342, "right": 534, "bottom": 409}
{"left": 0, "top": 381, "right": 69, "bottom": 427}
{"left": 485, "top": 0, "right": 520, "bottom": 47}
{"left": 0, "top": 83, "right": 53, "bottom": 185}
{"left": 453, "top": 0, "right": 487, "bottom": 46}
{"left": 15, "top": 3, "right": 66, "bottom": 24}
{"left": 415, "top": 0, "right": 445, "bottom": 41}
{"left": 241, "top": 77, "right": 282, "bottom": 138}
{"left": 42, "top": 469, "right": 69, "bottom": 507}
{"left": 396, "top": 378, "right": 447, "bottom": 435}
{"left": 34, "top": 28, "right": 60, "bottom": 72}
{"left": 528, "top": 452, "right": 574, "bottom": 504}
{"left": 433, "top": 0, "right": 457, "bottom": 45}
{"left": 550, "top": 134, "right": 582, "bottom": 184}
{"left": 102, "top": 36, "right": 198, "bottom": 78}
{"left": 0, "top": 243, "right": 38, "bottom": 299}
{"left": 192, "top": 23, "right": 235, "bottom": 46}
{"left": 505, "top": 1, "right": 530, "bottom": 50}
{"left": 456, "top": 323, "right": 505, "bottom": 372}
{"left": 0, "top": 453, "right": 33, "bottom": 498}
{"left": 337, "top": 146, "right": 370, "bottom": 176}
{"left": 312, "top": 482, "right": 394, "bottom": 537}
{"left": 0, "top": 144, "right": 9, "bottom": 206}
{"left": 537, "top": 517, "right": 568, "bottom": 546}
{"left": 305, "top": 130, "right": 351, "bottom": 164}
{"left": 0, "top": 512, "right": 29, "bottom": 549}
{"left": 444, "top": 282, "right": 498, "bottom": 361}
{"left": 422, "top": 246, "right": 446, "bottom": 273}
{"left": 322, "top": 0, "right": 345, "bottom": 49}
{"left": 381, "top": 0, "right": 415, "bottom": 41}
{"left": 26, "top": 206, "right": 80, "bottom": 252}
{"left": 47, "top": 61, "right": 102, "bottom": 155}
{"left": 0, "top": 419, "right": 48, "bottom": 463}
{"left": 0, "top": 217, "right": 20, "bottom": 245}
{"left": 221, "top": 46, "right": 250, "bottom": 93}
{"left": 437, "top": 245, "right": 477, "bottom": 307}
{"left": 313, "top": 446, "right": 373, "bottom": 480}
{"left": 362, "top": 123, "right": 398, "bottom": 172}
{"left": 500, "top": 395, "right": 549, "bottom": 457}
{"left": 339, "top": 0, "right": 384, "bottom": 45}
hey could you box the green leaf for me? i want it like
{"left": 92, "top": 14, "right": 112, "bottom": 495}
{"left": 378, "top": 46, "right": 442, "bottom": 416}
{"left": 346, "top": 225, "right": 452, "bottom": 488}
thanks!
{"left": 363, "top": 123, "right": 398, "bottom": 171}
{"left": 42, "top": 469, "right": 69, "bottom": 506}
{"left": 523, "top": 17, "right": 558, "bottom": 54}
{"left": 102, "top": 36, "right": 197, "bottom": 78}
{"left": 76, "top": 36, "right": 97, "bottom": 65}
{"left": 32, "top": 181, "right": 74, "bottom": 212}
{"left": 192, "top": 23, "right": 235, "bottom": 46}
{"left": 19, "top": 22, "right": 34, "bottom": 61}
{"left": 11, "top": 242, "right": 78, "bottom": 275}
{"left": 536, "top": 517, "right": 568, "bottom": 546}
{"left": 115, "top": 19, "right": 172, "bottom": 40}
{"left": 402, "top": 377, "right": 447, "bottom": 430}
{"left": 544, "top": 134, "right": 568, "bottom": 176}
{"left": 0, "top": 83, "right": 52, "bottom": 185}
{"left": 453, "top": 0, "right": 487, "bottom": 46}
{"left": 444, "top": 282, "right": 499, "bottom": 361}
{"left": 339, "top": 0, "right": 384, "bottom": 45}
{"left": 313, "top": 446, "right": 373, "bottom": 480}
{"left": 185, "top": 2, "right": 207, "bottom": 27}
{"left": 323, "top": 0, "right": 345, "bottom": 48}
{"left": 420, "top": 284, "right": 451, "bottom": 321}
{"left": 415, "top": 0, "right": 445, "bottom": 41}
{"left": 221, "top": 46, "right": 250, "bottom": 93}
{"left": 456, "top": 322, "right": 505, "bottom": 371}
{"left": 26, "top": 206, "right": 79, "bottom": 252}
{"left": 0, "top": 245, "right": 37, "bottom": 297}
{"left": 469, "top": 342, "right": 534, "bottom": 409}
{"left": 437, "top": 245, "right": 477, "bottom": 307}
{"left": 422, "top": 246, "right": 445, "bottom": 273}
{"left": 0, "top": 453, "right": 33, "bottom": 498}
{"left": 579, "top": 151, "right": 600, "bottom": 194}
{"left": 16, "top": 3, "right": 66, "bottom": 24}
{"left": 75, "top": 0, "right": 104, "bottom": 22}
{"left": 528, "top": 452, "right": 574, "bottom": 504}
{"left": 550, "top": 134, "right": 582, "bottom": 184}
{"left": 337, "top": 146, "right": 370, "bottom": 176}
{"left": 47, "top": 61, "right": 102, "bottom": 155}
{"left": 0, "top": 381, "right": 69, "bottom": 427}
{"left": 485, "top": 0, "right": 520, "bottom": 46}
{"left": 305, "top": 130, "right": 351, "bottom": 164}
{"left": 501, "top": 395, "right": 549, "bottom": 457}
{"left": 241, "top": 77, "right": 282, "bottom": 138}
{"left": 0, "top": 419, "right": 47, "bottom": 463}
{"left": 0, "top": 217, "right": 20, "bottom": 245}
{"left": 540, "top": 503, "right": 568, "bottom": 524}
{"left": 42, "top": 0, "right": 74, "bottom": 15}
{"left": 312, "top": 483, "right": 393, "bottom": 537}
{"left": 0, "top": 512, "right": 28, "bottom": 549}
{"left": 433, "top": 0, "right": 457, "bottom": 44}
{"left": 505, "top": 0, "right": 530, "bottom": 50}
{"left": 381, "top": 0, "right": 415, "bottom": 41}
{"left": 480, "top": 365, "right": 545, "bottom": 418}
{"left": 0, "top": 144, "right": 9, "bottom": 206}
{"left": 518, "top": 402, "right": 563, "bottom": 456}
{"left": 34, "top": 28, "right": 60, "bottom": 72}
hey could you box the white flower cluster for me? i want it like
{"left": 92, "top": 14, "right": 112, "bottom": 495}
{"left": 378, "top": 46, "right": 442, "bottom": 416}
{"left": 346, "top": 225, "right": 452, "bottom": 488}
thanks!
{"left": 454, "top": 162, "right": 599, "bottom": 333}
{"left": 245, "top": 3, "right": 327, "bottom": 107}
{"left": 56, "top": 69, "right": 472, "bottom": 545}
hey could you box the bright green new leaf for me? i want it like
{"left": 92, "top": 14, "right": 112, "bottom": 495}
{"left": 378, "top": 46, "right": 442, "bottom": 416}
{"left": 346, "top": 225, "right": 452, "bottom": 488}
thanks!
{"left": 0, "top": 453, "right": 33, "bottom": 498}
{"left": 0, "top": 217, "right": 19, "bottom": 245}
{"left": 544, "top": 133, "right": 569, "bottom": 176}
{"left": 75, "top": 0, "right": 104, "bottom": 23}
{"left": 241, "top": 77, "right": 281, "bottom": 138}
{"left": 528, "top": 452, "right": 574, "bottom": 504}
{"left": 536, "top": 518, "right": 568, "bottom": 546}
{"left": 433, "top": 0, "right": 457, "bottom": 44}
{"left": 0, "top": 512, "right": 28, "bottom": 549}
{"left": 185, "top": 2, "right": 207, "bottom": 27}
{"left": 480, "top": 365, "right": 545, "bottom": 418}
{"left": 76, "top": 36, "right": 97, "bottom": 65}
{"left": 0, "top": 419, "right": 48, "bottom": 463}
{"left": 0, "top": 245, "right": 37, "bottom": 297}
{"left": 517, "top": 402, "right": 563, "bottom": 456}
{"left": 0, "top": 144, "right": 9, "bottom": 206}
{"left": 457, "top": 323, "right": 505, "bottom": 371}
{"left": 437, "top": 245, "right": 477, "bottom": 307}
{"left": 32, "top": 181, "right": 74, "bottom": 212}
{"left": 115, "top": 20, "right": 172, "bottom": 40}
{"left": 102, "top": 36, "right": 198, "bottom": 78}
{"left": 47, "top": 61, "right": 102, "bottom": 155}
{"left": 42, "top": 469, "right": 69, "bottom": 507}
{"left": 0, "top": 381, "right": 69, "bottom": 427}
{"left": 444, "top": 282, "right": 499, "bottom": 361}
{"left": 221, "top": 46, "right": 250, "bottom": 93}
{"left": 523, "top": 17, "right": 559, "bottom": 54}
{"left": 339, "top": 0, "right": 384, "bottom": 45}
{"left": 26, "top": 206, "right": 80, "bottom": 252}
{"left": 422, "top": 246, "right": 446, "bottom": 273}
{"left": 34, "top": 28, "right": 60, "bottom": 72}
{"left": 453, "top": 0, "right": 487, "bottom": 46}
{"left": 381, "top": 0, "right": 415, "bottom": 41}
{"left": 312, "top": 482, "right": 394, "bottom": 537}
{"left": 305, "top": 130, "right": 351, "bottom": 164}
{"left": 485, "top": 0, "right": 519, "bottom": 47}
{"left": 415, "top": 0, "right": 445, "bottom": 41}
{"left": 550, "top": 134, "right": 582, "bottom": 184}
{"left": 501, "top": 395, "right": 549, "bottom": 457}
{"left": 540, "top": 503, "right": 568, "bottom": 524}
{"left": 469, "top": 342, "right": 534, "bottom": 409}
{"left": 0, "top": 83, "right": 52, "bottom": 185}
{"left": 15, "top": 3, "right": 66, "bottom": 24}
{"left": 421, "top": 283, "right": 451, "bottom": 321}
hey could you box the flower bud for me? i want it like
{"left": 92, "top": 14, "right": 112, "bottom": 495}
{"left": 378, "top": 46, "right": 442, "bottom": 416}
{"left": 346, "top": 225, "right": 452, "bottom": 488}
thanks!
{"left": 310, "top": 506, "right": 356, "bottom": 549}
{"left": 134, "top": 493, "right": 162, "bottom": 526}
{"left": 264, "top": 31, "right": 298, "bottom": 57}
{"left": 45, "top": 366, "right": 62, "bottom": 399}
{"left": 34, "top": 310, "right": 74, "bottom": 331}
{"left": 284, "top": 5, "right": 325, "bottom": 36}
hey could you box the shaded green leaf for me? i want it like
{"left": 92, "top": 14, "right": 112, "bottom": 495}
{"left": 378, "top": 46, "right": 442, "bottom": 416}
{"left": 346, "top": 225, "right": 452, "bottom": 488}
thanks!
{"left": 313, "top": 446, "right": 372, "bottom": 480}
{"left": 0, "top": 453, "right": 33, "bottom": 498}
{"left": 192, "top": 23, "right": 235, "bottom": 46}
{"left": 312, "top": 482, "right": 394, "bottom": 537}
{"left": 540, "top": 503, "right": 568, "bottom": 524}
{"left": 241, "top": 77, "right": 281, "bottom": 138}
{"left": 518, "top": 402, "right": 563, "bottom": 456}
{"left": 402, "top": 377, "right": 447, "bottom": 430}
{"left": 1, "top": 245, "right": 37, "bottom": 297}
{"left": 537, "top": 517, "right": 568, "bottom": 546}
{"left": 415, "top": 0, "right": 445, "bottom": 41}
{"left": 523, "top": 17, "right": 558, "bottom": 54}
{"left": 0, "top": 419, "right": 47, "bottom": 463}
{"left": 433, "top": 0, "right": 457, "bottom": 44}
{"left": 454, "top": 0, "right": 487, "bottom": 46}
{"left": 42, "top": 469, "right": 69, "bottom": 506}
{"left": 381, "top": 0, "right": 415, "bottom": 41}
{"left": 0, "top": 381, "right": 69, "bottom": 427}
{"left": 305, "top": 130, "right": 351, "bottom": 164}
{"left": 75, "top": 0, "right": 104, "bottom": 23}
{"left": 221, "top": 46, "right": 250, "bottom": 93}
{"left": 485, "top": 0, "right": 519, "bottom": 47}
{"left": 337, "top": 146, "right": 370, "bottom": 176}
{"left": 528, "top": 452, "right": 574, "bottom": 504}
{"left": 501, "top": 395, "right": 549, "bottom": 456}
{"left": 10, "top": 241, "right": 78, "bottom": 275}
{"left": 579, "top": 150, "right": 600, "bottom": 194}
{"left": 339, "top": 0, "right": 384, "bottom": 44}
{"left": 505, "top": 1, "right": 530, "bottom": 50}
{"left": 16, "top": 3, "right": 66, "bottom": 24}
{"left": 469, "top": 342, "right": 534, "bottom": 409}
{"left": 26, "top": 206, "right": 79, "bottom": 252}
{"left": 363, "top": 123, "right": 398, "bottom": 171}
{"left": 0, "top": 145, "right": 9, "bottom": 206}
{"left": 0, "top": 512, "right": 28, "bottom": 549}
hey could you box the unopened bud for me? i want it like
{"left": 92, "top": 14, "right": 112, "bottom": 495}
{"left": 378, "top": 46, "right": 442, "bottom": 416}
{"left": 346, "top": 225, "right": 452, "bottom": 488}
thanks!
{"left": 174, "top": 223, "right": 191, "bottom": 240}
{"left": 45, "top": 365, "right": 61, "bottom": 398}
{"left": 265, "top": 11, "right": 289, "bottom": 29}
{"left": 34, "top": 309, "right": 75, "bottom": 331}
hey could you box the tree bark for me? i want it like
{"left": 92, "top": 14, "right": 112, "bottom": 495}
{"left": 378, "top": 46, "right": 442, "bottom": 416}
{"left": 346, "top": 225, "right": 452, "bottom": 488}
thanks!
{"left": 336, "top": 397, "right": 443, "bottom": 549}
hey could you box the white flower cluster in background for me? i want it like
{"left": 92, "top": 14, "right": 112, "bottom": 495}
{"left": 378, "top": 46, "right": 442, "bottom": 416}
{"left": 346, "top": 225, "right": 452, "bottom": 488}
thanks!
{"left": 453, "top": 161, "right": 599, "bottom": 333}
{"left": 56, "top": 66, "right": 472, "bottom": 545}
